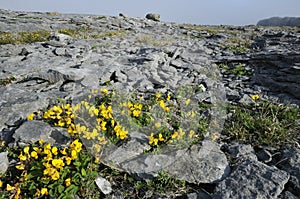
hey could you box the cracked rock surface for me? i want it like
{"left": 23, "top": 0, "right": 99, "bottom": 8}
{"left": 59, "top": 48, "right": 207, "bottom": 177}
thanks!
{"left": 0, "top": 9, "right": 299, "bottom": 198}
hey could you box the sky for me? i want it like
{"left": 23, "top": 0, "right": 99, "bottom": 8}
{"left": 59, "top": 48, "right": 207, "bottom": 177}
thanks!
{"left": 0, "top": 0, "right": 299, "bottom": 26}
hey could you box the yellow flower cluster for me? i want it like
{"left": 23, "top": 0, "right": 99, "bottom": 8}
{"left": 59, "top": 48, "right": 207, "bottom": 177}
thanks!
{"left": 43, "top": 104, "right": 74, "bottom": 127}
{"left": 126, "top": 101, "right": 143, "bottom": 117}
{"left": 156, "top": 93, "right": 170, "bottom": 112}
{"left": 148, "top": 133, "right": 165, "bottom": 146}
{"left": 38, "top": 89, "right": 128, "bottom": 157}
{"left": 114, "top": 123, "right": 128, "bottom": 140}
{"left": 14, "top": 139, "right": 83, "bottom": 197}
{"left": 6, "top": 183, "right": 21, "bottom": 199}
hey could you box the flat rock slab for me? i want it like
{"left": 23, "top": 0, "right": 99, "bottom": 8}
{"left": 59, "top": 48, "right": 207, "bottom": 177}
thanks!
{"left": 103, "top": 140, "right": 230, "bottom": 184}
{"left": 213, "top": 159, "right": 290, "bottom": 199}
{"left": 13, "top": 120, "right": 71, "bottom": 147}
{"left": 277, "top": 148, "right": 300, "bottom": 195}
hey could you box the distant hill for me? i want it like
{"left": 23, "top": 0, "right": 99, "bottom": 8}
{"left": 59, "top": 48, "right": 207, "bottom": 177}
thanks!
{"left": 257, "top": 17, "right": 300, "bottom": 27}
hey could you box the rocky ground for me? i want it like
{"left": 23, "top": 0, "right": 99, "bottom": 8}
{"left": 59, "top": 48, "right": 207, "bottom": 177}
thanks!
{"left": 0, "top": 9, "right": 299, "bottom": 198}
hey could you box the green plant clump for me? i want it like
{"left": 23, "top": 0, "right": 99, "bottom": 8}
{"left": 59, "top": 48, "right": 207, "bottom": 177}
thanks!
{"left": 224, "top": 37, "right": 253, "bottom": 53}
{"left": 0, "top": 30, "right": 51, "bottom": 45}
{"left": 223, "top": 98, "right": 299, "bottom": 148}
{"left": 59, "top": 28, "right": 126, "bottom": 40}
{"left": 218, "top": 63, "right": 252, "bottom": 77}
{"left": 134, "top": 171, "right": 189, "bottom": 197}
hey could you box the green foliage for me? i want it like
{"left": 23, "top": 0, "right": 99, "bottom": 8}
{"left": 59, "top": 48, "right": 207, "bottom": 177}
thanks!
{"left": 218, "top": 63, "right": 252, "bottom": 77}
{"left": 223, "top": 100, "right": 299, "bottom": 148}
{"left": 136, "top": 34, "right": 173, "bottom": 46}
{"left": 0, "top": 30, "right": 51, "bottom": 45}
{"left": 59, "top": 28, "right": 126, "bottom": 40}
{"left": 231, "top": 63, "right": 252, "bottom": 77}
{"left": 0, "top": 140, "right": 100, "bottom": 199}
{"left": 224, "top": 37, "right": 253, "bottom": 53}
{"left": 134, "top": 171, "right": 188, "bottom": 196}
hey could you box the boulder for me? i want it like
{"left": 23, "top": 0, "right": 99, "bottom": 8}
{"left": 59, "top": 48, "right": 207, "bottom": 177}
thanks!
{"left": 145, "top": 13, "right": 161, "bottom": 22}
{"left": 213, "top": 160, "right": 290, "bottom": 199}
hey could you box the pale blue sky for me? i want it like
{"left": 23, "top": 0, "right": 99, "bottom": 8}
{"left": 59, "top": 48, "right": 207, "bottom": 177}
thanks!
{"left": 0, "top": 0, "right": 299, "bottom": 25}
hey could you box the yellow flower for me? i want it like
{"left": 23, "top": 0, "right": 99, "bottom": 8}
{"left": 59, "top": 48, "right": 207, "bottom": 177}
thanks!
{"left": 52, "top": 158, "right": 65, "bottom": 170}
{"left": 70, "top": 139, "right": 82, "bottom": 152}
{"left": 41, "top": 188, "right": 48, "bottom": 195}
{"left": 155, "top": 122, "right": 161, "bottom": 128}
{"left": 132, "top": 109, "right": 141, "bottom": 117}
{"left": 185, "top": 99, "right": 191, "bottom": 106}
{"left": 6, "top": 184, "right": 14, "bottom": 191}
{"left": 148, "top": 133, "right": 158, "bottom": 145}
{"left": 91, "top": 89, "right": 99, "bottom": 94}
{"left": 39, "top": 139, "right": 44, "bottom": 146}
{"left": 251, "top": 94, "right": 259, "bottom": 100}
{"left": 93, "top": 144, "right": 102, "bottom": 153}
{"left": 51, "top": 169, "right": 60, "bottom": 180}
{"left": 18, "top": 153, "right": 27, "bottom": 161}
{"left": 111, "top": 119, "right": 115, "bottom": 127}
{"left": 43, "top": 167, "right": 53, "bottom": 176}
{"left": 51, "top": 146, "right": 58, "bottom": 155}
{"left": 65, "top": 178, "right": 71, "bottom": 187}
{"left": 156, "top": 93, "right": 161, "bottom": 99}
{"left": 159, "top": 100, "right": 165, "bottom": 109}
{"left": 0, "top": 180, "right": 3, "bottom": 188}
{"left": 177, "top": 128, "right": 185, "bottom": 140}
{"left": 33, "top": 147, "right": 42, "bottom": 154}
{"left": 187, "top": 111, "right": 196, "bottom": 117}
{"left": 94, "top": 157, "right": 100, "bottom": 163}
{"left": 114, "top": 124, "right": 128, "bottom": 140}
{"left": 167, "top": 94, "right": 171, "bottom": 101}
{"left": 135, "top": 103, "right": 143, "bottom": 110}
{"left": 101, "top": 121, "right": 107, "bottom": 131}
{"left": 70, "top": 150, "right": 77, "bottom": 160}
{"left": 22, "top": 171, "right": 28, "bottom": 181}
{"left": 172, "top": 131, "right": 178, "bottom": 139}
{"left": 158, "top": 133, "right": 164, "bottom": 141}
{"left": 100, "top": 88, "right": 109, "bottom": 95}
{"left": 15, "top": 164, "right": 25, "bottom": 170}
{"left": 65, "top": 156, "right": 72, "bottom": 165}
{"left": 35, "top": 189, "right": 41, "bottom": 197}
{"left": 15, "top": 187, "right": 21, "bottom": 199}
{"left": 83, "top": 129, "right": 98, "bottom": 140}
{"left": 43, "top": 162, "right": 51, "bottom": 169}
{"left": 31, "top": 151, "right": 38, "bottom": 159}
{"left": 44, "top": 153, "right": 53, "bottom": 161}
{"left": 44, "top": 143, "right": 51, "bottom": 151}
{"left": 60, "top": 148, "right": 67, "bottom": 155}
{"left": 189, "top": 130, "right": 195, "bottom": 138}
{"left": 88, "top": 106, "right": 99, "bottom": 117}
{"left": 27, "top": 112, "right": 35, "bottom": 120}
{"left": 44, "top": 167, "right": 60, "bottom": 181}
{"left": 24, "top": 146, "right": 30, "bottom": 154}
{"left": 57, "top": 120, "right": 65, "bottom": 127}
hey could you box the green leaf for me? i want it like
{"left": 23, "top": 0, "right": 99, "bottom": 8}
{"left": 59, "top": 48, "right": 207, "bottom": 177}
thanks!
{"left": 65, "top": 184, "right": 79, "bottom": 194}
{"left": 58, "top": 184, "right": 65, "bottom": 194}
{"left": 81, "top": 168, "right": 87, "bottom": 177}
{"left": 73, "top": 161, "right": 81, "bottom": 167}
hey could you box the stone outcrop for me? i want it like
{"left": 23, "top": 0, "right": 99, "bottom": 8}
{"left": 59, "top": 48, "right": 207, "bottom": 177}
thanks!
{"left": 213, "top": 160, "right": 290, "bottom": 199}
{"left": 257, "top": 17, "right": 300, "bottom": 27}
{"left": 0, "top": 9, "right": 299, "bottom": 198}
